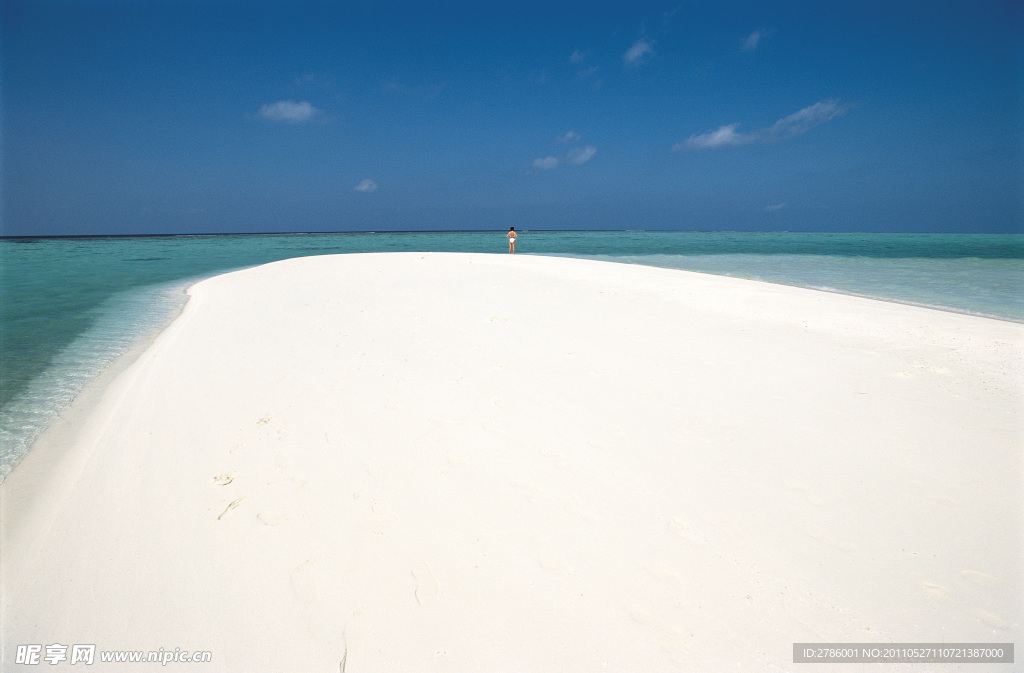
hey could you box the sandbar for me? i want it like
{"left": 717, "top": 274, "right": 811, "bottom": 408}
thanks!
{"left": 3, "top": 253, "right": 1021, "bottom": 671}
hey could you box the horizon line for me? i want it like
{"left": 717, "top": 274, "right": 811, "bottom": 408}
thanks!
{"left": 3, "top": 230, "right": 1022, "bottom": 241}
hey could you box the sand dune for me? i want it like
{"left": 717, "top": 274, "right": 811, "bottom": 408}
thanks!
{"left": 3, "top": 253, "right": 1021, "bottom": 671}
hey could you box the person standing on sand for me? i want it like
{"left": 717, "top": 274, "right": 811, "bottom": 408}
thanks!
{"left": 507, "top": 226, "right": 517, "bottom": 254}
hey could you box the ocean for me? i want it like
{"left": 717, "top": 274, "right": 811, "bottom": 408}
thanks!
{"left": 1, "top": 231, "right": 1022, "bottom": 481}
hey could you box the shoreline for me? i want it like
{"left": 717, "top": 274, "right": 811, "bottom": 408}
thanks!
{"left": 3, "top": 252, "right": 1021, "bottom": 671}
{"left": 0, "top": 279, "right": 196, "bottom": 484}
{"left": 0, "top": 287, "right": 194, "bottom": 548}
{"left": 545, "top": 253, "right": 1024, "bottom": 324}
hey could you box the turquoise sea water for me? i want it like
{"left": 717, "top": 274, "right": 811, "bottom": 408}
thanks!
{"left": 1, "top": 231, "right": 1022, "bottom": 480}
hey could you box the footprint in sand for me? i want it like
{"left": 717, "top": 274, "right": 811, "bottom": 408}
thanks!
{"left": 627, "top": 607, "right": 691, "bottom": 662}
{"left": 290, "top": 559, "right": 319, "bottom": 603}
{"left": 628, "top": 607, "right": 681, "bottom": 637}
{"left": 217, "top": 497, "right": 245, "bottom": 520}
{"left": 802, "top": 524, "right": 860, "bottom": 555}
{"left": 412, "top": 563, "right": 440, "bottom": 606}
{"left": 540, "top": 446, "right": 568, "bottom": 469}
{"left": 512, "top": 481, "right": 541, "bottom": 504}
{"left": 970, "top": 608, "right": 1008, "bottom": 630}
{"left": 668, "top": 518, "right": 689, "bottom": 533}
{"left": 960, "top": 569, "right": 1004, "bottom": 588}
{"left": 258, "top": 510, "right": 289, "bottom": 526}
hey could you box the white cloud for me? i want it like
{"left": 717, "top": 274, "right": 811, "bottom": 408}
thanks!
{"left": 743, "top": 30, "right": 763, "bottom": 51}
{"left": 567, "top": 145, "right": 597, "bottom": 165}
{"left": 624, "top": 39, "right": 653, "bottom": 66}
{"left": 257, "top": 100, "right": 320, "bottom": 123}
{"left": 569, "top": 49, "right": 588, "bottom": 63}
{"left": 765, "top": 203, "right": 786, "bottom": 212}
{"left": 354, "top": 179, "right": 378, "bottom": 192}
{"left": 559, "top": 130, "right": 581, "bottom": 144}
{"left": 676, "top": 124, "right": 754, "bottom": 150}
{"left": 766, "top": 99, "right": 848, "bottom": 138}
{"left": 532, "top": 144, "right": 597, "bottom": 171}
{"left": 676, "top": 100, "right": 848, "bottom": 151}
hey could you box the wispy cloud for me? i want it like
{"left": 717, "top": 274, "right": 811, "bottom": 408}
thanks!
{"left": 766, "top": 99, "right": 847, "bottom": 138}
{"left": 624, "top": 39, "right": 654, "bottom": 66}
{"left": 675, "top": 99, "right": 849, "bottom": 151}
{"left": 534, "top": 131, "right": 597, "bottom": 171}
{"left": 570, "top": 48, "right": 600, "bottom": 86}
{"left": 765, "top": 203, "right": 786, "bottom": 212}
{"left": 257, "top": 100, "right": 320, "bottom": 123}
{"left": 679, "top": 124, "right": 753, "bottom": 150}
{"left": 354, "top": 179, "right": 378, "bottom": 192}
{"left": 532, "top": 148, "right": 596, "bottom": 171}
{"left": 567, "top": 145, "right": 597, "bottom": 165}
{"left": 663, "top": 4, "right": 683, "bottom": 26}
{"left": 742, "top": 30, "right": 764, "bottom": 51}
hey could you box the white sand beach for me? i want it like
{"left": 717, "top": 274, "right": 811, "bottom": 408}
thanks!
{"left": 2, "top": 252, "right": 1021, "bottom": 671}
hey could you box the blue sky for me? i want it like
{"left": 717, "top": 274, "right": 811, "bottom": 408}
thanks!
{"left": 1, "top": 0, "right": 1020, "bottom": 235}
